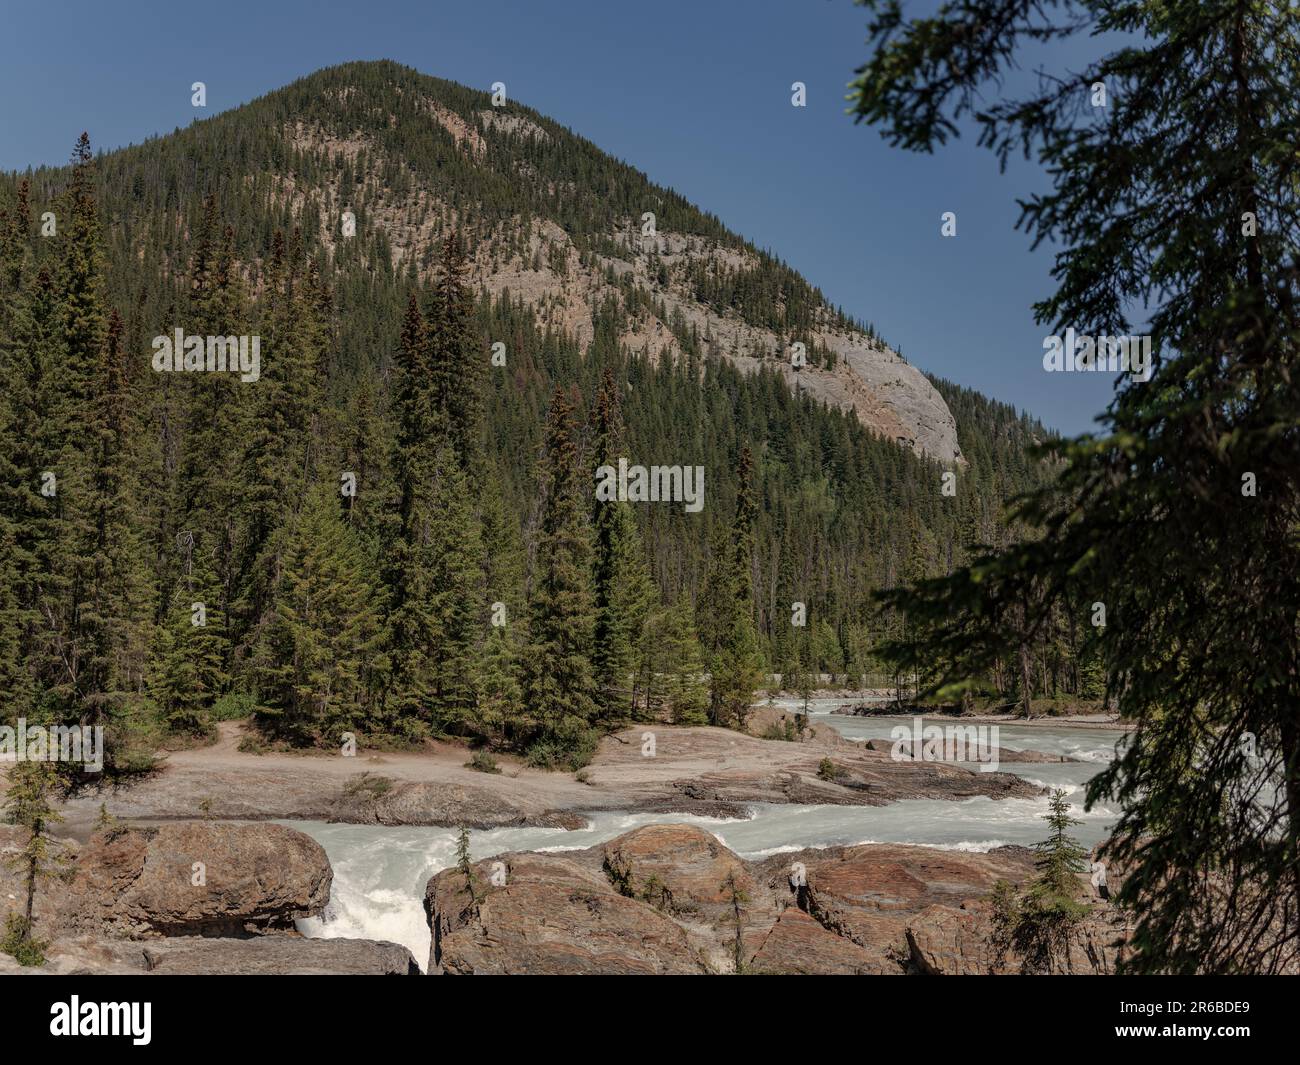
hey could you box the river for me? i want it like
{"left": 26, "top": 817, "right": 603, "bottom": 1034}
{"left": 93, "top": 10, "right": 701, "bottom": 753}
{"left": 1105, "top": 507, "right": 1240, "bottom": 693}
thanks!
{"left": 291, "top": 700, "right": 1128, "bottom": 970}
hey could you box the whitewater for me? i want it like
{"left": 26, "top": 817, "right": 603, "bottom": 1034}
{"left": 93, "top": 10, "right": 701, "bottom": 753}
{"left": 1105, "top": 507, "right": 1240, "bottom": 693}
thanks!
{"left": 291, "top": 701, "right": 1127, "bottom": 970}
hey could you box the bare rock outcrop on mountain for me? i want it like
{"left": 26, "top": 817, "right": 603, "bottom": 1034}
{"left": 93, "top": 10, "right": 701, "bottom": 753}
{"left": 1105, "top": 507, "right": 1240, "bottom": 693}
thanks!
{"left": 271, "top": 62, "right": 965, "bottom": 464}
{"left": 424, "top": 824, "right": 1126, "bottom": 975}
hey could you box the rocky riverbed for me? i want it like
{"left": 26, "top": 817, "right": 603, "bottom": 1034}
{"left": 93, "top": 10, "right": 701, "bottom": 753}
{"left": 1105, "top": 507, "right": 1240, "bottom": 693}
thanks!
{"left": 1, "top": 818, "right": 1125, "bottom": 975}
{"left": 425, "top": 822, "right": 1127, "bottom": 974}
{"left": 2, "top": 711, "right": 1128, "bottom": 975}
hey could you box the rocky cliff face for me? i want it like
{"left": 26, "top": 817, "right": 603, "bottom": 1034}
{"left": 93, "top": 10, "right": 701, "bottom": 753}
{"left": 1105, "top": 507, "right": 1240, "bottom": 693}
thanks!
{"left": 424, "top": 824, "right": 1127, "bottom": 975}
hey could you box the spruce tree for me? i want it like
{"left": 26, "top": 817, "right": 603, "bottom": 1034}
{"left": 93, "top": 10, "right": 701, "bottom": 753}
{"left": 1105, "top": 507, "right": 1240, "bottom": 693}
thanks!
{"left": 236, "top": 228, "right": 324, "bottom": 651}
{"left": 421, "top": 443, "right": 484, "bottom": 735}
{"left": 381, "top": 291, "right": 438, "bottom": 732}
{"left": 709, "top": 445, "right": 764, "bottom": 729}
{"left": 645, "top": 597, "right": 709, "bottom": 725}
{"left": 428, "top": 230, "right": 483, "bottom": 475}
{"left": 590, "top": 369, "right": 655, "bottom": 719}
{"left": 251, "top": 483, "right": 383, "bottom": 744}
{"left": 2, "top": 761, "right": 62, "bottom": 965}
{"left": 523, "top": 386, "right": 598, "bottom": 760}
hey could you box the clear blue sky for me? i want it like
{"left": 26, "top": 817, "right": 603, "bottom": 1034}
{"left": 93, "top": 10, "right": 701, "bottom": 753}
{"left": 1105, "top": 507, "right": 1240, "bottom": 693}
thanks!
{"left": 0, "top": 0, "right": 1120, "bottom": 436}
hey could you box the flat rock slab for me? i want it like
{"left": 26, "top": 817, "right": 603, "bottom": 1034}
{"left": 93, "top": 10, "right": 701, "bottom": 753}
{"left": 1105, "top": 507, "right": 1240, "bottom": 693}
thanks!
{"left": 13, "top": 936, "right": 418, "bottom": 975}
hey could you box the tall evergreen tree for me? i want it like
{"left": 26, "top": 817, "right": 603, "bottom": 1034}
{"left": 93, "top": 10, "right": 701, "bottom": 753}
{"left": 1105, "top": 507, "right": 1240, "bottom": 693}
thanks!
{"left": 856, "top": 0, "right": 1300, "bottom": 972}
{"left": 1, "top": 761, "right": 62, "bottom": 966}
{"left": 710, "top": 444, "right": 765, "bottom": 729}
{"left": 429, "top": 230, "right": 482, "bottom": 473}
{"left": 590, "top": 368, "right": 656, "bottom": 719}
{"left": 523, "top": 386, "right": 598, "bottom": 758}
{"left": 251, "top": 484, "right": 383, "bottom": 743}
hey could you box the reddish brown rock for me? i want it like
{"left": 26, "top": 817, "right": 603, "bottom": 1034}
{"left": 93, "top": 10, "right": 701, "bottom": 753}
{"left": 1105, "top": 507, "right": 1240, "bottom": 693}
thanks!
{"left": 424, "top": 853, "right": 705, "bottom": 975}
{"left": 60, "top": 822, "right": 331, "bottom": 937}
{"left": 424, "top": 826, "right": 1126, "bottom": 975}
{"left": 748, "top": 907, "right": 891, "bottom": 975}
{"left": 600, "top": 823, "right": 757, "bottom": 915}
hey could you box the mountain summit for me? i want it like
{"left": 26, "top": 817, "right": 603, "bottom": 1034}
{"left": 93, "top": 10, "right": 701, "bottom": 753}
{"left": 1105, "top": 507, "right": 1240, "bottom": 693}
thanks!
{"left": 141, "top": 60, "right": 962, "bottom": 462}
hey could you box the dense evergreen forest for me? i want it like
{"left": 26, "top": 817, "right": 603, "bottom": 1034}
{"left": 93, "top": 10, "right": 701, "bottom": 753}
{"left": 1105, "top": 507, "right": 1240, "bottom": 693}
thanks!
{"left": 0, "top": 63, "right": 1083, "bottom": 774}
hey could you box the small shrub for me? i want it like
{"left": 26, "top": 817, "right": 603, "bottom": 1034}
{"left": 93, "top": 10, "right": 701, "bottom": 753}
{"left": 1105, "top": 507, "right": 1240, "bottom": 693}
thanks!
{"left": 0, "top": 914, "right": 47, "bottom": 967}
{"left": 817, "top": 758, "right": 843, "bottom": 782}
{"left": 525, "top": 728, "right": 599, "bottom": 772}
{"left": 465, "top": 751, "right": 500, "bottom": 774}
{"left": 236, "top": 733, "right": 267, "bottom": 755}
{"left": 211, "top": 692, "right": 257, "bottom": 722}
{"left": 343, "top": 772, "right": 394, "bottom": 799}
{"left": 602, "top": 851, "right": 635, "bottom": 896}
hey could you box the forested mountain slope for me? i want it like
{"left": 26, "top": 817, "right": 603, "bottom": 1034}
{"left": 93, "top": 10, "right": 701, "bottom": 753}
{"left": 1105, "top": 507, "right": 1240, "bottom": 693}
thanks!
{"left": 0, "top": 61, "right": 1059, "bottom": 766}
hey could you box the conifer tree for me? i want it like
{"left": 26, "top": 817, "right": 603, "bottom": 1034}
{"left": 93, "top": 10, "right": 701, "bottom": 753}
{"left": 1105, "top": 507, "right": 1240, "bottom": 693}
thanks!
{"left": 591, "top": 369, "right": 656, "bottom": 719}
{"left": 455, "top": 825, "right": 480, "bottom": 907}
{"left": 381, "top": 292, "right": 438, "bottom": 732}
{"left": 149, "top": 594, "right": 222, "bottom": 737}
{"left": 421, "top": 444, "right": 484, "bottom": 735}
{"left": 428, "top": 230, "right": 482, "bottom": 473}
{"left": 474, "top": 624, "right": 522, "bottom": 748}
{"left": 2, "top": 761, "right": 62, "bottom": 965}
{"left": 236, "top": 228, "right": 325, "bottom": 650}
{"left": 180, "top": 206, "right": 249, "bottom": 679}
{"left": 856, "top": 0, "right": 1300, "bottom": 972}
{"left": 251, "top": 484, "right": 383, "bottom": 744}
{"left": 710, "top": 445, "right": 764, "bottom": 729}
{"left": 523, "top": 386, "right": 598, "bottom": 758}
{"left": 645, "top": 597, "right": 709, "bottom": 725}
{"left": 479, "top": 466, "right": 528, "bottom": 630}
{"left": 990, "top": 790, "right": 1091, "bottom": 974}
{"left": 35, "top": 133, "right": 144, "bottom": 761}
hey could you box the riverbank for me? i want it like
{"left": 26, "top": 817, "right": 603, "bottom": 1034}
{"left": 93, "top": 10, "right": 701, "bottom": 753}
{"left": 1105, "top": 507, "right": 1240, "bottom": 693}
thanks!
{"left": 2, "top": 708, "right": 1129, "bottom": 974}
{"left": 49, "top": 717, "right": 1043, "bottom": 840}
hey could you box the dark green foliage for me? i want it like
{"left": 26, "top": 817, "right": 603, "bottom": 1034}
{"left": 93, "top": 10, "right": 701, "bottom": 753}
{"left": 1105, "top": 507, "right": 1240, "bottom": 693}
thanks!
{"left": 709, "top": 445, "right": 765, "bottom": 729}
{"left": 251, "top": 484, "right": 384, "bottom": 744}
{"left": 456, "top": 825, "right": 480, "bottom": 906}
{"left": 0, "top": 65, "right": 1055, "bottom": 778}
{"left": 523, "top": 387, "right": 599, "bottom": 753}
{"left": 1, "top": 914, "right": 47, "bottom": 967}
{"left": 591, "top": 369, "right": 656, "bottom": 720}
{"left": 2, "top": 761, "right": 62, "bottom": 965}
{"left": 854, "top": 0, "right": 1300, "bottom": 972}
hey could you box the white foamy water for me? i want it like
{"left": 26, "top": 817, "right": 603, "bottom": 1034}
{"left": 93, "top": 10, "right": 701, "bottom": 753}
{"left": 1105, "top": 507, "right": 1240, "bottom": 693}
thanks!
{"left": 291, "top": 703, "right": 1127, "bottom": 970}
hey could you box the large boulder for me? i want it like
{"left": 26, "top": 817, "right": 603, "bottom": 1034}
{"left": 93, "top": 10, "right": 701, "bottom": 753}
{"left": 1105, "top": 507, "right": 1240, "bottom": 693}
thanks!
{"left": 60, "top": 822, "right": 331, "bottom": 937}
{"left": 748, "top": 907, "right": 888, "bottom": 975}
{"left": 600, "top": 823, "right": 758, "bottom": 916}
{"left": 424, "top": 852, "right": 705, "bottom": 975}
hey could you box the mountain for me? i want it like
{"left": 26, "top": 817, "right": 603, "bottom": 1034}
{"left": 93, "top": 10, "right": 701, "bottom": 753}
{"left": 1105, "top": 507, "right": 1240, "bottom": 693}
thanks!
{"left": 0, "top": 60, "right": 1055, "bottom": 767}
{"left": 103, "top": 59, "right": 961, "bottom": 463}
